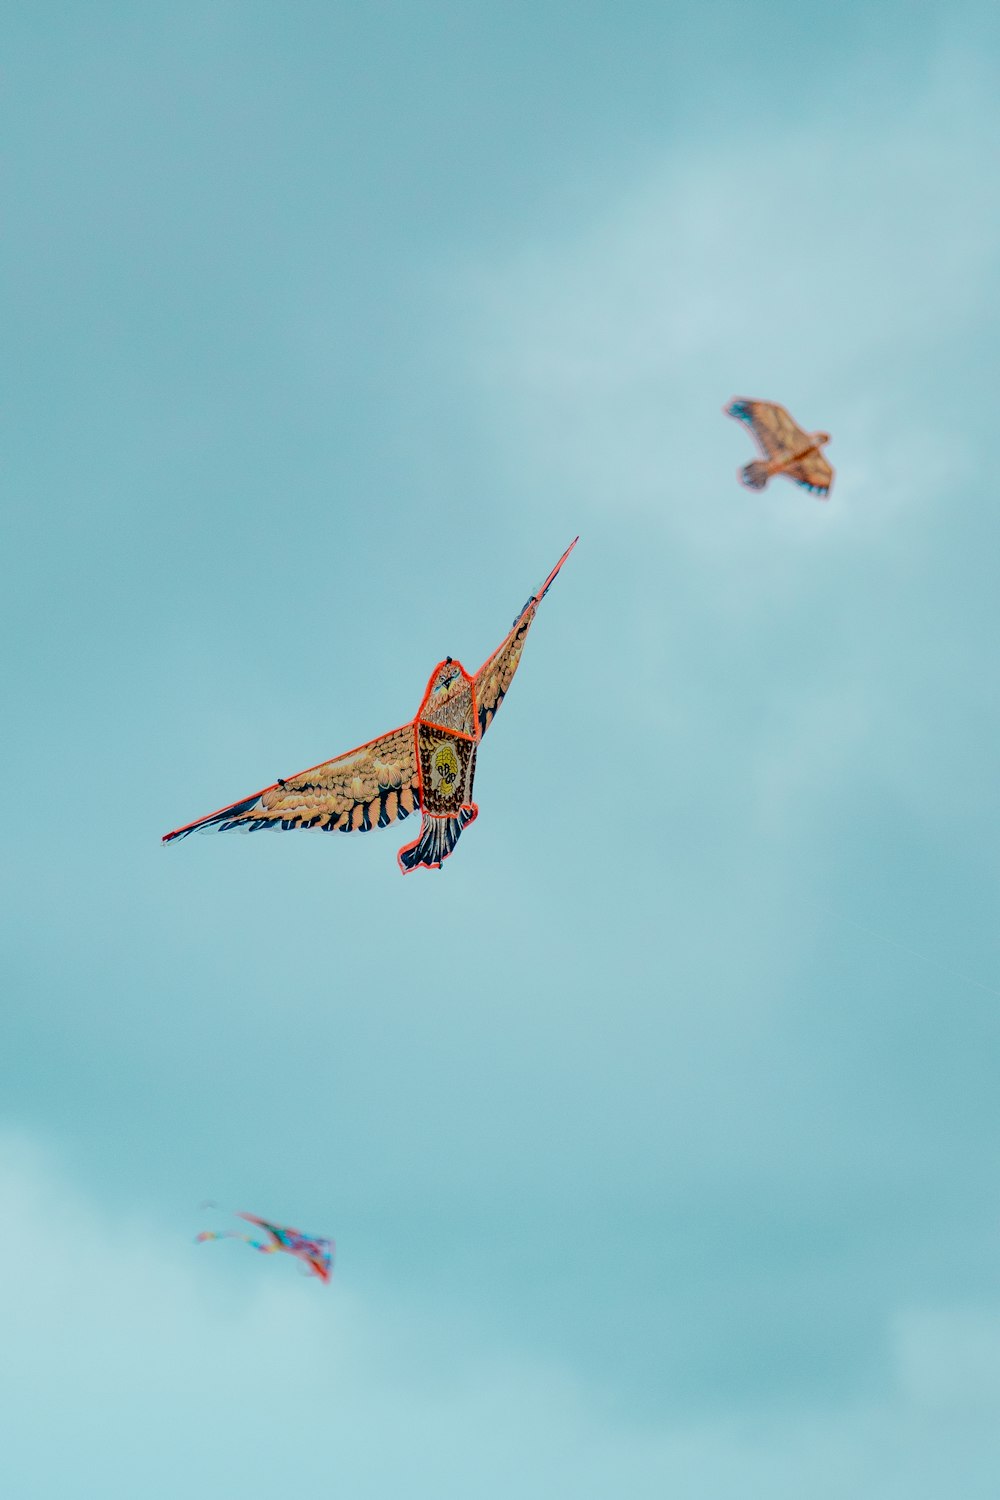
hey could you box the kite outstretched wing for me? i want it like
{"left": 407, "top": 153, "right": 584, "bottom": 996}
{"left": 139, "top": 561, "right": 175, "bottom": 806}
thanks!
{"left": 781, "top": 452, "right": 834, "bottom": 497}
{"left": 474, "top": 537, "right": 577, "bottom": 737}
{"left": 725, "top": 399, "right": 809, "bottom": 460}
{"left": 163, "top": 723, "right": 419, "bottom": 842}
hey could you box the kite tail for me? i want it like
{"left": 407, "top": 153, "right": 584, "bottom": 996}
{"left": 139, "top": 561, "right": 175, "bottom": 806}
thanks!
{"left": 740, "top": 460, "right": 769, "bottom": 491}
{"left": 397, "top": 805, "right": 478, "bottom": 873}
{"left": 195, "top": 1231, "right": 276, "bottom": 1254}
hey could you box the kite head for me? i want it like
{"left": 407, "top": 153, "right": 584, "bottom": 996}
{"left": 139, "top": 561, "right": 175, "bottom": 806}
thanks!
{"left": 814, "top": 431, "right": 831, "bottom": 446}
{"left": 422, "top": 657, "right": 470, "bottom": 711}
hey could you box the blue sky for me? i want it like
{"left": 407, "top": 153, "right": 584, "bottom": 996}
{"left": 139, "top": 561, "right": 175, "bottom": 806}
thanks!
{"left": 3, "top": 3, "right": 1000, "bottom": 1494}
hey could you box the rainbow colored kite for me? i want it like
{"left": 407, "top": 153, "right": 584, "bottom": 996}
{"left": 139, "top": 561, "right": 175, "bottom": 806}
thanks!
{"left": 196, "top": 1210, "right": 334, "bottom": 1282}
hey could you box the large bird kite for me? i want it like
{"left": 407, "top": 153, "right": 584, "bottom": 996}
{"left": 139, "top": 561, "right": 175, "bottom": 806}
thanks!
{"left": 196, "top": 1211, "right": 334, "bottom": 1282}
{"left": 725, "top": 398, "right": 834, "bottom": 498}
{"left": 163, "top": 538, "right": 578, "bottom": 873}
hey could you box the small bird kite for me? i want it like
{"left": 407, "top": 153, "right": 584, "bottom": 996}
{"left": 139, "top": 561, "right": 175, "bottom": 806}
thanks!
{"left": 163, "top": 538, "right": 578, "bottom": 873}
{"left": 196, "top": 1211, "right": 334, "bottom": 1282}
{"left": 725, "top": 398, "right": 834, "bottom": 498}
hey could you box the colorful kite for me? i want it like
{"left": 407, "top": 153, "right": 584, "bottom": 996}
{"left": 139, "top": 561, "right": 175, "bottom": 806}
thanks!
{"left": 196, "top": 1211, "right": 334, "bottom": 1282}
{"left": 725, "top": 398, "right": 834, "bottom": 498}
{"left": 163, "top": 537, "right": 578, "bottom": 872}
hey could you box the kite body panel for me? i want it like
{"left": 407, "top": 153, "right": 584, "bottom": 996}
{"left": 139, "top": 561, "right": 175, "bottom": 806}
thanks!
{"left": 415, "top": 722, "right": 478, "bottom": 815}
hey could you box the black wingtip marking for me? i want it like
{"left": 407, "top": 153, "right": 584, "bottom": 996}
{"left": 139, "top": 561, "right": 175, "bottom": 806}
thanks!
{"left": 163, "top": 791, "right": 263, "bottom": 842}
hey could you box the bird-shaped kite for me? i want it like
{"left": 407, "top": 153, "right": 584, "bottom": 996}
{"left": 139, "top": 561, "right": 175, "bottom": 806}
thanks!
{"left": 725, "top": 398, "right": 834, "bottom": 498}
{"left": 163, "top": 538, "right": 578, "bottom": 873}
{"left": 196, "top": 1211, "right": 334, "bottom": 1282}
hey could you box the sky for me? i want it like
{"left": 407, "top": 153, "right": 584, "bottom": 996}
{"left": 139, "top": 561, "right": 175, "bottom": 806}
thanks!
{"left": 2, "top": 2, "right": 1000, "bottom": 1494}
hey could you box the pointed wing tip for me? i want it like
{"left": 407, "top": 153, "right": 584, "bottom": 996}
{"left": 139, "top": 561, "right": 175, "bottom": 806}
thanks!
{"left": 162, "top": 813, "right": 212, "bottom": 845}
{"left": 554, "top": 534, "right": 580, "bottom": 571}
{"left": 724, "top": 397, "right": 749, "bottom": 419}
{"left": 159, "top": 784, "right": 277, "bottom": 845}
{"left": 536, "top": 536, "right": 579, "bottom": 600}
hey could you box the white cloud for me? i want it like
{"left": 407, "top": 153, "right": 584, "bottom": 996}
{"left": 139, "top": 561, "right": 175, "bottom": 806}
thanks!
{"left": 894, "top": 1301, "right": 1000, "bottom": 1409}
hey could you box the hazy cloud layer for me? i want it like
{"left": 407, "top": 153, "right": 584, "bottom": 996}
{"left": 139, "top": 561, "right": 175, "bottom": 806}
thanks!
{"left": 3, "top": 1136, "right": 1000, "bottom": 1498}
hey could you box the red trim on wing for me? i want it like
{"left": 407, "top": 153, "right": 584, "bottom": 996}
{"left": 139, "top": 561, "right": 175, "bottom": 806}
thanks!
{"left": 472, "top": 537, "right": 579, "bottom": 695}
{"left": 161, "top": 717, "right": 417, "bottom": 844}
{"left": 419, "top": 721, "right": 477, "bottom": 741}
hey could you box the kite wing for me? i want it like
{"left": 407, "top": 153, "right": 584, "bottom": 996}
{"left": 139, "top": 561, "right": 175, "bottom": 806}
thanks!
{"left": 474, "top": 538, "right": 578, "bottom": 738}
{"left": 238, "top": 1212, "right": 287, "bottom": 1247}
{"left": 782, "top": 450, "right": 834, "bottom": 497}
{"left": 725, "top": 399, "right": 809, "bottom": 461}
{"left": 163, "top": 723, "right": 420, "bottom": 842}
